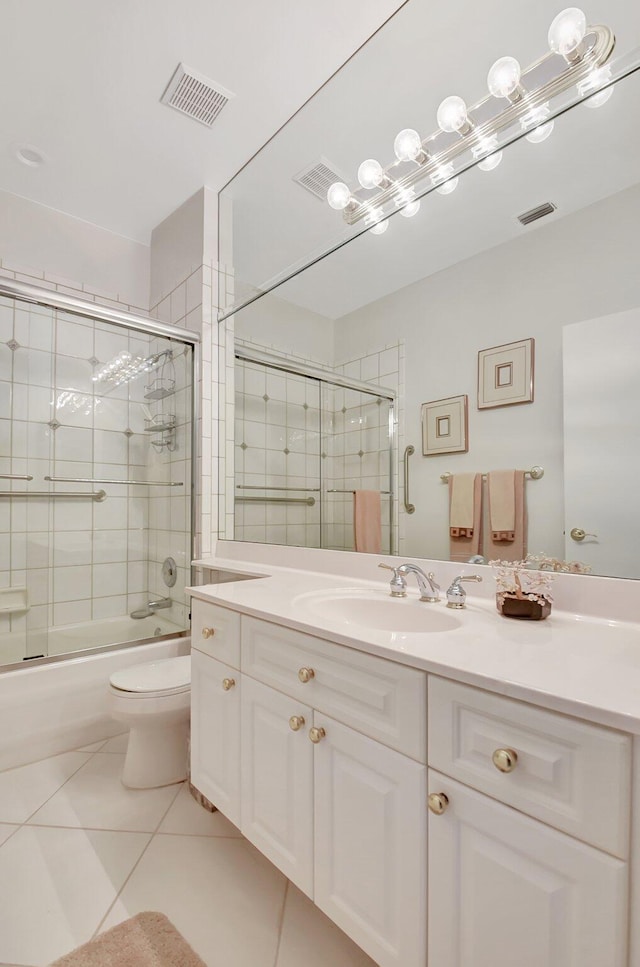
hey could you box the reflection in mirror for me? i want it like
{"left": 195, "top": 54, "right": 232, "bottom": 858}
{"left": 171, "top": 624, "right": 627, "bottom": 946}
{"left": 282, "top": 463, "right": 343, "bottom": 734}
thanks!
{"left": 221, "top": 2, "right": 640, "bottom": 580}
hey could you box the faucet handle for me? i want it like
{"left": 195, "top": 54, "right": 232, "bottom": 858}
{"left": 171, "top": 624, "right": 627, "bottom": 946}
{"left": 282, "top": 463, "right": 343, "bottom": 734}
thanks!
{"left": 378, "top": 562, "right": 407, "bottom": 597}
{"left": 446, "top": 574, "right": 483, "bottom": 610}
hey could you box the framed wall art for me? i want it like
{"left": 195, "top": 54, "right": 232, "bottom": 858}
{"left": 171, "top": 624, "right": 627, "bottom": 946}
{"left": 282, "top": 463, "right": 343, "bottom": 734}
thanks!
{"left": 421, "top": 394, "right": 468, "bottom": 456}
{"left": 477, "top": 337, "right": 534, "bottom": 409}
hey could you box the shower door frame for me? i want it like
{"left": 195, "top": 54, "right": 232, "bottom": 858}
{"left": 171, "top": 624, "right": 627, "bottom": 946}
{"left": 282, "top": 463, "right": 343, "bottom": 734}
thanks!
{"left": 0, "top": 278, "right": 201, "bottom": 670}
{"left": 234, "top": 343, "right": 397, "bottom": 554}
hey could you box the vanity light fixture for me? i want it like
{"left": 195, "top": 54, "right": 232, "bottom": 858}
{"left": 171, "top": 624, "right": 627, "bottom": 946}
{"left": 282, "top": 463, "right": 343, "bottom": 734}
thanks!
{"left": 327, "top": 7, "right": 615, "bottom": 234}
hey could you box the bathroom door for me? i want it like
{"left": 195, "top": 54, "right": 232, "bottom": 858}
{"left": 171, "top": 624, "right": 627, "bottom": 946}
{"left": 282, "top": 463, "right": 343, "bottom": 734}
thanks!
{"left": 562, "top": 309, "right": 640, "bottom": 578}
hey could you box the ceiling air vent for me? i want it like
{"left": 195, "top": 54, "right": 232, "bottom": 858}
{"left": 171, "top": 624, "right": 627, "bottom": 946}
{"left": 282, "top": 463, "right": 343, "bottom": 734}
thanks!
{"left": 161, "top": 63, "right": 234, "bottom": 127}
{"left": 293, "top": 158, "right": 347, "bottom": 202}
{"left": 517, "top": 202, "right": 557, "bottom": 226}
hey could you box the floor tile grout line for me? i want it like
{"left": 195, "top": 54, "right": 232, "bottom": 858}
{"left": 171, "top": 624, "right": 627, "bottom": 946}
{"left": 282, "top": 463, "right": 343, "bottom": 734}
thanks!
{"left": 2, "top": 747, "right": 102, "bottom": 831}
{"left": 90, "top": 781, "right": 184, "bottom": 941}
{"left": 272, "top": 878, "right": 290, "bottom": 967}
{"left": 0, "top": 736, "right": 114, "bottom": 777}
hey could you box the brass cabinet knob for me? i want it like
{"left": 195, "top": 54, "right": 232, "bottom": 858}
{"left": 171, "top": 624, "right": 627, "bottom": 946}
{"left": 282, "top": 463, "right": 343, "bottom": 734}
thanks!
{"left": 428, "top": 792, "right": 449, "bottom": 815}
{"left": 201, "top": 627, "right": 215, "bottom": 639}
{"left": 222, "top": 678, "right": 236, "bottom": 691}
{"left": 309, "top": 726, "right": 326, "bottom": 744}
{"left": 570, "top": 527, "right": 598, "bottom": 542}
{"left": 298, "top": 667, "right": 315, "bottom": 684}
{"left": 492, "top": 748, "right": 518, "bottom": 773}
{"left": 289, "top": 715, "right": 305, "bottom": 732}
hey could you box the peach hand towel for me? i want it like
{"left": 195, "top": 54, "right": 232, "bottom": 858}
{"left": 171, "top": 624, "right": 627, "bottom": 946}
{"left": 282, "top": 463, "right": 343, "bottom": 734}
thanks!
{"left": 354, "top": 490, "right": 382, "bottom": 554}
{"left": 449, "top": 473, "right": 482, "bottom": 563}
{"left": 487, "top": 470, "right": 527, "bottom": 561}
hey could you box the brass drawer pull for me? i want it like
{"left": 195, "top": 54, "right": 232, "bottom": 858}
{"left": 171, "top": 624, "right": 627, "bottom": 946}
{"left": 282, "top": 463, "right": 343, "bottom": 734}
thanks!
{"left": 222, "top": 678, "right": 235, "bottom": 691}
{"left": 289, "top": 715, "right": 305, "bottom": 731}
{"left": 309, "top": 726, "right": 326, "bottom": 744}
{"left": 492, "top": 748, "right": 518, "bottom": 773}
{"left": 298, "top": 667, "right": 315, "bottom": 684}
{"left": 428, "top": 792, "right": 449, "bottom": 815}
{"left": 201, "top": 627, "right": 215, "bottom": 639}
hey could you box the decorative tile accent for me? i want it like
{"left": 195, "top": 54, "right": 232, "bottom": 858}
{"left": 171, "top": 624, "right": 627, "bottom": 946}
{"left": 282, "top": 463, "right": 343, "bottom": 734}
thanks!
{"left": 262, "top": 394, "right": 269, "bottom": 402}
{"left": 47, "top": 419, "right": 61, "bottom": 430}
{"left": 283, "top": 448, "right": 290, "bottom": 455}
{"left": 124, "top": 428, "right": 134, "bottom": 438}
{"left": 240, "top": 442, "right": 248, "bottom": 451}
{"left": 358, "top": 450, "right": 364, "bottom": 458}
{"left": 88, "top": 356, "right": 99, "bottom": 366}
{"left": 7, "top": 339, "right": 19, "bottom": 351}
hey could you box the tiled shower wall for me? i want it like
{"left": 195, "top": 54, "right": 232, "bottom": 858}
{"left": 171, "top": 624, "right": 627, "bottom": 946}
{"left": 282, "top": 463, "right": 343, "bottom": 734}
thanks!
{"left": 0, "top": 296, "right": 155, "bottom": 660}
{"left": 232, "top": 337, "right": 403, "bottom": 553}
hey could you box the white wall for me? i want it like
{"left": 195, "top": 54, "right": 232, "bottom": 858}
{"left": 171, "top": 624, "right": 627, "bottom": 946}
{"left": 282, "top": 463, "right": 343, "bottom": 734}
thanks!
{"left": 334, "top": 183, "right": 640, "bottom": 562}
{"left": 235, "top": 289, "right": 334, "bottom": 366}
{"left": 149, "top": 188, "right": 205, "bottom": 309}
{"left": 0, "top": 190, "right": 149, "bottom": 309}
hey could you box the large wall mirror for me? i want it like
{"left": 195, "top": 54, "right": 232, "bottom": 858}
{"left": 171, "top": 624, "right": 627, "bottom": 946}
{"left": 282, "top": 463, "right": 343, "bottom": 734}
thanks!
{"left": 218, "top": 0, "right": 640, "bottom": 580}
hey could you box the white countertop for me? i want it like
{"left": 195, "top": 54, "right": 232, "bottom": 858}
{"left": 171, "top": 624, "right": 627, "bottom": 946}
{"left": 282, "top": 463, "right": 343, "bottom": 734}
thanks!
{"left": 189, "top": 557, "right": 640, "bottom": 735}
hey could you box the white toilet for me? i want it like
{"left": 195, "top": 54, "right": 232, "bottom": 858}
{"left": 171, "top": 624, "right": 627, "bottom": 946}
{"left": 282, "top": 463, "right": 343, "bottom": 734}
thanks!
{"left": 108, "top": 655, "right": 191, "bottom": 789}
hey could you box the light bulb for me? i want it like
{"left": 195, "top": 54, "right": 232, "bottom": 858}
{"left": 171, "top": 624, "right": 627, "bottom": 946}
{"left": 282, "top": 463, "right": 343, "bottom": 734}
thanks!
{"left": 436, "top": 96, "right": 469, "bottom": 134}
{"left": 478, "top": 151, "right": 503, "bottom": 171}
{"left": 487, "top": 57, "right": 522, "bottom": 99}
{"left": 357, "top": 159, "right": 384, "bottom": 190}
{"left": 393, "top": 128, "right": 423, "bottom": 162}
{"left": 399, "top": 199, "right": 420, "bottom": 218}
{"left": 327, "top": 182, "right": 352, "bottom": 210}
{"left": 436, "top": 177, "right": 458, "bottom": 195}
{"left": 578, "top": 66, "right": 614, "bottom": 108}
{"left": 548, "top": 7, "right": 587, "bottom": 59}
{"left": 585, "top": 86, "right": 613, "bottom": 108}
{"left": 370, "top": 219, "right": 389, "bottom": 235}
{"left": 526, "top": 121, "right": 554, "bottom": 143}
{"left": 431, "top": 163, "right": 458, "bottom": 195}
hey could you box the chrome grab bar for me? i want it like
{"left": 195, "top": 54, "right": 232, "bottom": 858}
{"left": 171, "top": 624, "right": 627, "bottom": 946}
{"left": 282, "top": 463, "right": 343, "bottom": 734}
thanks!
{"left": 236, "top": 495, "right": 315, "bottom": 506}
{"left": 403, "top": 445, "right": 415, "bottom": 515}
{"left": 0, "top": 490, "right": 107, "bottom": 502}
{"left": 45, "top": 475, "right": 183, "bottom": 487}
{"left": 0, "top": 473, "right": 33, "bottom": 481}
{"left": 326, "top": 489, "right": 392, "bottom": 495}
{"left": 236, "top": 485, "right": 320, "bottom": 492}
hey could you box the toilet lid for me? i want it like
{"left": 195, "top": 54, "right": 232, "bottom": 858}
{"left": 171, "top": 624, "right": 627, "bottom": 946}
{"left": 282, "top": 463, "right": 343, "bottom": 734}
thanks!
{"left": 110, "top": 656, "right": 191, "bottom": 693}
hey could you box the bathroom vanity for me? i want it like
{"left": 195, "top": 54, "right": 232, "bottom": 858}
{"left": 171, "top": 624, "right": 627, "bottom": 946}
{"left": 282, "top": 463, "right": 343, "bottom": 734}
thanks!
{"left": 188, "top": 563, "right": 640, "bottom": 967}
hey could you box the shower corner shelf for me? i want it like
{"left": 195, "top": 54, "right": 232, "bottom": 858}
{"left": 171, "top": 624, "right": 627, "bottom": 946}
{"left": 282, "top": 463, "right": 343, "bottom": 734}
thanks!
{"left": 144, "top": 377, "right": 176, "bottom": 401}
{"left": 144, "top": 414, "right": 177, "bottom": 451}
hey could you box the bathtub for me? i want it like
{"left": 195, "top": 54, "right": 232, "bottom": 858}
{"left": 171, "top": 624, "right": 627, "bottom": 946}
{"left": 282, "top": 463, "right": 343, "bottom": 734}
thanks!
{"left": 0, "top": 631, "right": 190, "bottom": 772}
{"left": 47, "top": 613, "right": 185, "bottom": 656}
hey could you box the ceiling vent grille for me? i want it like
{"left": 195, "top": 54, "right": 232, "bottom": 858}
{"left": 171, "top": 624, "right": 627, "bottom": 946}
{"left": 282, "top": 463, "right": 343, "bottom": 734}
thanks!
{"left": 518, "top": 202, "right": 557, "bottom": 226}
{"left": 161, "top": 63, "right": 234, "bottom": 127}
{"left": 293, "top": 158, "right": 347, "bottom": 201}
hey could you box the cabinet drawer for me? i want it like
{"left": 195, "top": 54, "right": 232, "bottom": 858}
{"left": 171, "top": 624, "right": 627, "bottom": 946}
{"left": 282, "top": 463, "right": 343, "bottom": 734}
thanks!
{"left": 241, "top": 616, "right": 426, "bottom": 761}
{"left": 191, "top": 598, "right": 240, "bottom": 668}
{"left": 428, "top": 677, "right": 631, "bottom": 857}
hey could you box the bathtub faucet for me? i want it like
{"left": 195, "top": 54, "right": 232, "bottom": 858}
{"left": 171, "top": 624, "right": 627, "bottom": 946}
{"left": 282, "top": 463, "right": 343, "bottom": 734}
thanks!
{"left": 148, "top": 597, "right": 172, "bottom": 611}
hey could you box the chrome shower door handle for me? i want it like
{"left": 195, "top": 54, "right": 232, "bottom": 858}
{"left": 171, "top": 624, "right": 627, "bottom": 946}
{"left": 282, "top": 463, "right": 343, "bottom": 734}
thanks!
{"left": 404, "top": 445, "right": 415, "bottom": 514}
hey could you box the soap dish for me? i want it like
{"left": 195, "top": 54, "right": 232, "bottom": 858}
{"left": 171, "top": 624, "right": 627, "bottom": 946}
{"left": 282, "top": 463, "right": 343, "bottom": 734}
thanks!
{"left": 0, "top": 586, "right": 29, "bottom": 614}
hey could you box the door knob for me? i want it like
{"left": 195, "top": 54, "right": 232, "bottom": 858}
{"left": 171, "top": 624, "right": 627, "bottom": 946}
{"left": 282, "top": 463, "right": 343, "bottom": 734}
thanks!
{"left": 201, "top": 627, "right": 215, "bottom": 639}
{"left": 289, "top": 715, "right": 305, "bottom": 731}
{"left": 492, "top": 748, "right": 518, "bottom": 773}
{"left": 428, "top": 792, "right": 449, "bottom": 815}
{"left": 222, "top": 678, "right": 235, "bottom": 691}
{"left": 570, "top": 528, "right": 597, "bottom": 542}
{"left": 309, "top": 726, "right": 326, "bottom": 743}
{"left": 298, "top": 667, "right": 315, "bottom": 684}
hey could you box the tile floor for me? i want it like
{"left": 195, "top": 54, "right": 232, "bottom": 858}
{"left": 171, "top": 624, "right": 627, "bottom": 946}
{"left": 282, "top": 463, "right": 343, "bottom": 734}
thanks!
{"left": 0, "top": 735, "right": 376, "bottom": 967}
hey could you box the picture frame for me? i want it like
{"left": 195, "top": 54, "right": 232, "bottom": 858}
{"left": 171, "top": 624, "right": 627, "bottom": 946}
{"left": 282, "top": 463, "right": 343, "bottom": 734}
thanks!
{"left": 421, "top": 394, "right": 468, "bottom": 456}
{"left": 477, "top": 337, "right": 534, "bottom": 409}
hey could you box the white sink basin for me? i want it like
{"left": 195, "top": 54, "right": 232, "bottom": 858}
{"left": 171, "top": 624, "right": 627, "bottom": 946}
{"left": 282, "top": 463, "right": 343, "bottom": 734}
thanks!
{"left": 292, "top": 588, "right": 462, "bottom": 634}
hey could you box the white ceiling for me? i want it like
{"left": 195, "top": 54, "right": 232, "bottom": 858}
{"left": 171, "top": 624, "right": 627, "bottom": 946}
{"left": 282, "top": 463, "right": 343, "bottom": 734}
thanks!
{"left": 223, "top": 0, "right": 640, "bottom": 319}
{"left": 0, "top": 0, "right": 405, "bottom": 243}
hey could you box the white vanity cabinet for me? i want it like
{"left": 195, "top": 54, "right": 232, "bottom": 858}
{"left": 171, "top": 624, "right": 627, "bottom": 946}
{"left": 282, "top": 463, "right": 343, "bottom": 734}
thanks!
{"left": 240, "top": 616, "right": 428, "bottom": 967}
{"left": 190, "top": 648, "right": 241, "bottom": 826}
{"left": 427, "top": 677, "right": 631, "bottom": 967}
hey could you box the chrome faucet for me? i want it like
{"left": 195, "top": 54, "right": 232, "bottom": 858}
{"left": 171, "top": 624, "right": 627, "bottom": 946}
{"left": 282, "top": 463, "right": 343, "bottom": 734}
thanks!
{"left": 379, "top": 563, "right": 440, "bottom": 603}
{"left": 446, "top": 574, "right": 483, "bottom": 609}
{"left": 148, "top": 597, "right": 172, "bottom": 611}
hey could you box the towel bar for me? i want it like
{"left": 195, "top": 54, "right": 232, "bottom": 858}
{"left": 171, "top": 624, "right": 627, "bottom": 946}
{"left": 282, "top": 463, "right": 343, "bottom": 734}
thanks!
{"left": 440, "top": 466, "right": 544, "bottom": 482}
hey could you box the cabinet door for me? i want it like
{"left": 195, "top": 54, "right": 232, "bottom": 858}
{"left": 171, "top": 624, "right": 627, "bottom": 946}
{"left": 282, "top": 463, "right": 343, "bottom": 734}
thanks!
{"left": 314, "top": 714, "right": 427, "bottom": 967}
{"left": 241, "top": 676, "right": 314, "bottom": 896}
{"left": 190, "top": 649, "right": 241, "bottom": 826}
{"left": 428, "top": 770, "right": 628, "bottom": 967}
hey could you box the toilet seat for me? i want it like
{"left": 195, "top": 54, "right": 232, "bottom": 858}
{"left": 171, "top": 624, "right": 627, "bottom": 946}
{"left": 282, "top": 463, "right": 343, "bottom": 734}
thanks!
{"left": 109, "top": 655, "right": 191, "bottom": 695}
